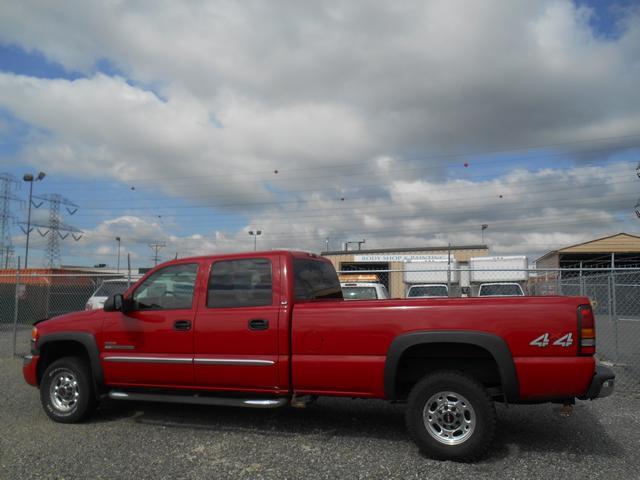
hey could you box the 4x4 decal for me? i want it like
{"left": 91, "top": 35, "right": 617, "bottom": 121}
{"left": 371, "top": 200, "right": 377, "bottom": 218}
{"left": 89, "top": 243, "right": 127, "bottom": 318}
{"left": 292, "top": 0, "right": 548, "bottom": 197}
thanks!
{"left": 530, "top": 333, "right": 573, "bottom": 348}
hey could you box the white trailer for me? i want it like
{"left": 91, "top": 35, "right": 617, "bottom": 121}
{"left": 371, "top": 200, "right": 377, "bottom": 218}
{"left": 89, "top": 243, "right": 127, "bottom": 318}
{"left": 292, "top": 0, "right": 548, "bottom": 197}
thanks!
{"left": 469, "top": 256, "right": 528, "bottom": 296}
{"left": 403, "top": 258, "right": 459, "bottom": 297}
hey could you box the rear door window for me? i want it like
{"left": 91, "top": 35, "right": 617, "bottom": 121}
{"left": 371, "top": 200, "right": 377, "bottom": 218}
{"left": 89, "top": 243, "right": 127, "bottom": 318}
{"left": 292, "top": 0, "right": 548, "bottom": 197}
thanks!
{"left": 208, "top": 258, "right": 273, "bottom": 308}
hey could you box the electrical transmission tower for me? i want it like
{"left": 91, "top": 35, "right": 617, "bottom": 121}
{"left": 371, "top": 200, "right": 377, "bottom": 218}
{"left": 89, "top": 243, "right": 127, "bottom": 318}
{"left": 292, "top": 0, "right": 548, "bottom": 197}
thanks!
{"left": 149, "top": 242, "right": 166, "bottom": 266}
{"left": 0, "top": 173, "right": 21, "bottom": 268}
{"left": 20, "top": 194, "right": 83, "bottom": 268}
{"left": 635, "top": 162, "right": 640, "bottom": 218}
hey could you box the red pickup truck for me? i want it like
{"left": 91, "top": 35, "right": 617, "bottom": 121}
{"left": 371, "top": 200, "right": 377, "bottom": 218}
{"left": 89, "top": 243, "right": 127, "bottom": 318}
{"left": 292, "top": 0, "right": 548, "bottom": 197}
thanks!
{"left": 23, "top": 250, "right": 614, "bottom": 461}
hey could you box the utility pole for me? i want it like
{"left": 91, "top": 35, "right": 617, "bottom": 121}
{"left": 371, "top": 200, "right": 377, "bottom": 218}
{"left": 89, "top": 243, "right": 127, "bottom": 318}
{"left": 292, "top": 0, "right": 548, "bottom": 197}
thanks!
{"left": 115, "top": 237, "right": 121, "bottom": 273}
{"left": 21, "top": 172, "right": 46, "bottom": 268}
{"left": 149, "top": 242, "right": 166, "bottom": 266}
{"left": 481, "top": 224, "right": 488, "bottom": 243}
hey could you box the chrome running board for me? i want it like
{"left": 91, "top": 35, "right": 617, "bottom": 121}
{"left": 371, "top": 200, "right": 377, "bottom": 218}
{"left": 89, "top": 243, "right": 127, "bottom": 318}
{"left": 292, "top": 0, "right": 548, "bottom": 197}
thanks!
{"left": 108, "top": 390, "right": 288, "bottom": 409}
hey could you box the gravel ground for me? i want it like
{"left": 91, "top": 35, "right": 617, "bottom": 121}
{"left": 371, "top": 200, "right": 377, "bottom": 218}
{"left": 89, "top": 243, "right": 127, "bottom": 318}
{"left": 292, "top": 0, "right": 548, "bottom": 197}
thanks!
{"left": 1, "top": 351, "right": 639, "bottom": 480}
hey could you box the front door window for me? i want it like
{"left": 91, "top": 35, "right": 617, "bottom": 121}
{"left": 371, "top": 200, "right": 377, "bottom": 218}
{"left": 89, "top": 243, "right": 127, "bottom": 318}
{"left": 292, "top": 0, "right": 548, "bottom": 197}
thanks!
{"left": 132, "top": 264, "right": 198, "bottom": 310}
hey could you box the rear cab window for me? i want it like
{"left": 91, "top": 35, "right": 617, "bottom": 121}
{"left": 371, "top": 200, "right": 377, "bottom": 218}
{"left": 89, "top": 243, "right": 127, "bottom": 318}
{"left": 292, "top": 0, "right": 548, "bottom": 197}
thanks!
{"left": 294, "top": 258, "right": 343, "bottom": 301}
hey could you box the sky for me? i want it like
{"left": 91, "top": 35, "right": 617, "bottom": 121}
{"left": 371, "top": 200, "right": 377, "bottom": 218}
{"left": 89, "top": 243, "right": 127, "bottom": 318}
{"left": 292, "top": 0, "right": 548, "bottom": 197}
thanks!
{"left": 0, "top": 0, "right": 639, "bottom": 269}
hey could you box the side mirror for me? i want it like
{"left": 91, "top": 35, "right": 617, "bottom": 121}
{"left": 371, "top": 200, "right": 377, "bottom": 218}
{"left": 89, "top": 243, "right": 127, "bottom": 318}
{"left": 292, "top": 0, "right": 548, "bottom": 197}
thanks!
{"left": 104, "top": 293, "right": 124, "bottom": 312}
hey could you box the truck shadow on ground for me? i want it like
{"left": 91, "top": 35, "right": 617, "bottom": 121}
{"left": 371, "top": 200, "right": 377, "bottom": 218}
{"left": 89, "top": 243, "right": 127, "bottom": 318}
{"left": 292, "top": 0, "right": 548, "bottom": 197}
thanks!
{"left": 94, "top": 396, "right": 623, "bottom": 462}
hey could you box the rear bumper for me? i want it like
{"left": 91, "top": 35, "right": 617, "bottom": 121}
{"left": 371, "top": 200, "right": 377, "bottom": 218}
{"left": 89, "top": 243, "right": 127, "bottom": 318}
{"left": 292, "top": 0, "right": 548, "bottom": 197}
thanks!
{"left": 22, "top": 354, "right": 39, "bottom": 386}
{"left": 580, "top": 365, "right": 615, "bottom": 400}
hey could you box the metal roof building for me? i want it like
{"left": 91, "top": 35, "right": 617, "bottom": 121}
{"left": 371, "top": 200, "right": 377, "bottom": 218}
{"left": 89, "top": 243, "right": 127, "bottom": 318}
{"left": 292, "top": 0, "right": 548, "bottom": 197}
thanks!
{"left": 535, "top": 233, "right": 640, "bottom": 269}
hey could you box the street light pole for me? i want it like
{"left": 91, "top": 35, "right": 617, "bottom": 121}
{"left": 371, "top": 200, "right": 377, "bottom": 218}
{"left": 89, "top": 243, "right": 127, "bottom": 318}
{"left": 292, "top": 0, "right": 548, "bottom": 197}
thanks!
{"left": 23, "top": 172, "right": 46, "bottom": 269}
{"left": 248, "top": 230, "right": 262, "bottom": 251}
{"left": 115, "top": 237, "right": 121, "bottom": 273}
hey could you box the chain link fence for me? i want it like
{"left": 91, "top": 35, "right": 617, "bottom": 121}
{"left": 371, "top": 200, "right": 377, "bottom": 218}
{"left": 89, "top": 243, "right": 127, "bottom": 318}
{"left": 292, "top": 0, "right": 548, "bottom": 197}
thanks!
{"left": 0, "top": 272, "right": 135, "bottom": 358}
{"left": 2, "top": 267, "right": 638, "bottom": 392}
{"left": 338, "top": 267, "right": 640, "bottom": 392}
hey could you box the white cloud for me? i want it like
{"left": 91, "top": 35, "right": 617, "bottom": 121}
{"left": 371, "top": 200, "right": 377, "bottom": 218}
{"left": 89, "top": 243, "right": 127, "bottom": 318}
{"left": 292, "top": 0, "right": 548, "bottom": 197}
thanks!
{"left": 1, "top": 0, "right": 640, "bottom": 266}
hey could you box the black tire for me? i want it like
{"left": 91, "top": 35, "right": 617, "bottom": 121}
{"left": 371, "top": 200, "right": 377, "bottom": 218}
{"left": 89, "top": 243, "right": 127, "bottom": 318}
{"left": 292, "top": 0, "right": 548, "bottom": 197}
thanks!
{"left": 405, "top": 370, "right": 496, "bottom": 462}
{"left": 40, "top": 356, "right": 97, "bottom": 423}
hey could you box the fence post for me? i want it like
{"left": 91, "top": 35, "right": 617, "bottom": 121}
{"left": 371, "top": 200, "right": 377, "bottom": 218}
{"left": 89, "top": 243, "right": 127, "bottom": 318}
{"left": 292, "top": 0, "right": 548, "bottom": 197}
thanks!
{"left": 579, "top": 261, "right": 584, "bottom": 296}
{"left": 611, "top": 270, "right": 619, "bottom": 362}
{"left": 12, "top": 257, "right": 21, "bottom": 358}
{"left": 446, "top": 244, "right": 452, "bottom": 297}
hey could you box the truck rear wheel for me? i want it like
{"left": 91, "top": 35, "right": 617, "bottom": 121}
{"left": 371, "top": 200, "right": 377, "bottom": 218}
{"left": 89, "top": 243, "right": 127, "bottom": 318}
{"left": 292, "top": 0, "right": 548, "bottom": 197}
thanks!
{"left": 405, "top": 370, "right": 496, "bottom": 462}
{"left": 40, "top": 356, "right": 97, "bottom": 423}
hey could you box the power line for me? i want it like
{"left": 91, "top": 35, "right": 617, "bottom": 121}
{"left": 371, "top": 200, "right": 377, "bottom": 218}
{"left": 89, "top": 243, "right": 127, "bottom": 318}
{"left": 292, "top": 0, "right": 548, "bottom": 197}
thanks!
{"left": 73, "top": 210, "right": 640, "bottom": 246}
{"left": 41, "top": 132, "right": 640, "bottom": 188}
{"left": 57, "top": 188, "right": 640, "bottom": 247}
{"left": 68, "top": 165, "right": 636, "bottom": 209}
{"left": 69, "top": 179, "right": 638, "bottom": 220}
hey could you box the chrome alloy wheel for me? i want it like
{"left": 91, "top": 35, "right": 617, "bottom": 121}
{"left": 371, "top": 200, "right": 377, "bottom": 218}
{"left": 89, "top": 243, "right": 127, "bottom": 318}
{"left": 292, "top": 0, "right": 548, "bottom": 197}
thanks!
{"left": 49, "top": 371, "right": 80, "bottom": 412}
{"left": 423, "top": 391, "right": 476, "bottom": 445}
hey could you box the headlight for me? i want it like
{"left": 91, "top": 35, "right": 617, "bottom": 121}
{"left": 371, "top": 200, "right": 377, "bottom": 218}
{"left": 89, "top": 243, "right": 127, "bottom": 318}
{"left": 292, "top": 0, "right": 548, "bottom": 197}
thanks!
{"left": 31, "top": 326, "right": 39, "bottom": 342}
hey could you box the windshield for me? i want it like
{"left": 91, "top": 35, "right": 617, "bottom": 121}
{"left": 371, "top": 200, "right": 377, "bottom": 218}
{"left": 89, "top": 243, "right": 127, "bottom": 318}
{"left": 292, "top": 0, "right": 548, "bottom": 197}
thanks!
{"left": 294, "top": 259, "right": 343, "bottom": 301}
{"left": 408, "top": 285, "right": 448, "bottom": 297}
{"left": 479, "top": 284, "right": 524, "bottom": 296}
{"left": 342, "top": 287, "right": 378, "bottom": 300}
{"left": 93, "top": 281, "right": 130, "bottom": 297}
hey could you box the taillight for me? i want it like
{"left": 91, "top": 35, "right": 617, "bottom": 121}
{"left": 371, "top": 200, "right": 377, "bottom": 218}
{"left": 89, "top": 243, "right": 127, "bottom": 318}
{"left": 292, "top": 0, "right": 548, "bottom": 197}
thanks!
{"left": 578, "top": 304, "right": 596, "bottom": 355}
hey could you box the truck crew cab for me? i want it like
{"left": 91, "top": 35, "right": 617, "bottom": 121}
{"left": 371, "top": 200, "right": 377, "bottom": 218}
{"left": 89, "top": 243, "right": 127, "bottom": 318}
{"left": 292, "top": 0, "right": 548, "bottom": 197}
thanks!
{"left": 23, "top": 250, "right": 615, "bottom": 462}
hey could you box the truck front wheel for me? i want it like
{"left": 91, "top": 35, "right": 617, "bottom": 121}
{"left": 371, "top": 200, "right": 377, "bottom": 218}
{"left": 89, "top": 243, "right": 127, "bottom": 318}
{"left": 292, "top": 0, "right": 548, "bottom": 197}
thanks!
{"left": 405, "top": 371, "right": 496, "bottom": 462}
{"left": 40, "top": 356, "right": 97, "bottom": 423}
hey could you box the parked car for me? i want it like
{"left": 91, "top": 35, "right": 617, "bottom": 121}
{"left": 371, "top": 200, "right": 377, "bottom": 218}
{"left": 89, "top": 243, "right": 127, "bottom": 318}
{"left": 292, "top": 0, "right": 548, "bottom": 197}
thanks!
{"left": 477, "top": 282, "right": 525, "bottom": 297}
{"left": 406, "top": 284, "right": 449, "bottom": 298}
{"left": 24, "top": 250, "right": 614, "bottom": 462}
